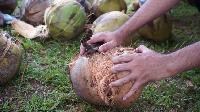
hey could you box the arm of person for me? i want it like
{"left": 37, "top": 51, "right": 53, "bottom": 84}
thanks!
{"left": 110, "top": 42, "right": 200, "bottom": 100}
{"left": 115, "top": 0, "right": 180, "bottom": 40}
{"left": 168, "top": 41, "right": 200, "bottom": 75}
{"left": 80, "top": 0, "right": 180, "bottom": 54}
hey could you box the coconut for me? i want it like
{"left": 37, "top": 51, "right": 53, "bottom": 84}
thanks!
{"left": 92, "top": 0, "right": 127, "bottom": 17}
{"left": 130, "top": 0, "right": 172, "bottom": 42}
{"left": 138, "top": 15, "right": 172, "bottom": 41}
{"left": 44, "top": 0, "right": 86, "bottom": 40}
{"left": 92, "top": 11, "right": 129, "bottom": 33}
{"left": 69, "top": 47, "right": 142, "bottom": 108}
{"left": 0, "top": 12, "right": 3, "bottom": 26}
{"left": 0, "top": 32, "right": 23, "bottom": 85}
{"left": 91, "top": 11, "right": 137, "bottom": 45}
{"left": 0, "top": 0, "right": 17, "bottom": 14}
{"left": 14, "top": 0, "right": 51, "bottom": 26}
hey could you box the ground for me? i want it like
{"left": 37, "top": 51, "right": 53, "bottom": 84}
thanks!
{"left": 0, "top": 1, "right": 200, "bottom": 112}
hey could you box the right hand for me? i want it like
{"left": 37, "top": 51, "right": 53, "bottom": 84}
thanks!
{"left": 80, "top": 31, "right": 124, "bottom": 55}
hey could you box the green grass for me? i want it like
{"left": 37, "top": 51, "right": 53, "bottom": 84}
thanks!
{"left": 0, "top": 1, "right": 200, "bottom": 111}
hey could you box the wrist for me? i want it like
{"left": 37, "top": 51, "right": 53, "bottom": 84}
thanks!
{"left": 165, "top": 52, "right": 185, "bottom": 76}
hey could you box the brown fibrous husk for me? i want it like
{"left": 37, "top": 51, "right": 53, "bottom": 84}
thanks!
{"left": 69, "top": 47, "right": 143, "bottom": 108}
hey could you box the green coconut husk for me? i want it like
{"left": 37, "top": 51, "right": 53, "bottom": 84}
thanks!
{"left": 44, "top": 0, "right": 87, "bottom": 40}
{"left": 0, "top": 32, "right": 23, "bottom": 85}
{"left": 91, "top": 11, "right": 139, "bottom": 46}
{"left": 138, "top": 14, "right": 173, "bottom": 42}
{"left": 92, "top": 0, "right": 127, "bottom": 17}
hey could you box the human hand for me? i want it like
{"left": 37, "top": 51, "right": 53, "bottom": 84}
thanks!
{"left": 80, "top": 31, "right": 124, "bottom": 55}
{"left": 110, "top": 45, "right": 176, "bottom": 100}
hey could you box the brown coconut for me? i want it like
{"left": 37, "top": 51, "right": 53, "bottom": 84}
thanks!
{"left": 22, "top": 0, "right": 51, "bottom": 26}
{"left": 0, "top": 0, "right": 17, "bottom": 14}
{"left": 0, "top": 32, "right": 23, "bottom": 85}
{"left": 69, "top": 47, "right": 143, "bottom": 108}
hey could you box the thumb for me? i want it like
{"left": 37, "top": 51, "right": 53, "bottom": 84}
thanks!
{"left": 87, "top": 33, "right": 106, "bottom": 44}
{"left": 135, "top": 45, "right": 152, "bottom": 53}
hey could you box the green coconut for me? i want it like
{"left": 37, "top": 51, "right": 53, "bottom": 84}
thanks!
{"left": 91, "top": 11, "right": 138, "bottom": 45}
{"left": 44, "top": 0, "right": 86, "bottom": 40}
{"left": 92, "top": 11, "right": 129, "bottom": 33}
{"left": 138, "top": 15, "right": 172, "bottom": 41}
{"left": 0, "top": 32, "right": 23, "bottom": 85}
{"left": 92, "top": 0, "right": 127, "bottom": 17}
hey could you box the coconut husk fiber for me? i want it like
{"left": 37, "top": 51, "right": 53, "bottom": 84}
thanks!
{"left": 11, "top": 20, "right": 49, "bottom": 39}
{"left": 0, "top": 32, "right": 23, "bottom": 85}
{"left": 69, "top": 47, "right": 143, "bottom": 108}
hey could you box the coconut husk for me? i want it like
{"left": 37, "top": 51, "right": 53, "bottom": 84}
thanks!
{"left": 132, "top": 1, "right": 172, "bottom": 42}
{"left": 11, "top": 20, "right": 49, "bottom": 39}
{"left": 0, "top": 32, "right": 23, "bottom": 85}
{"left": 91, "top": 11, "right": 139, "bottom": 46}
{"left": 44, "top": 0, "right": 86, "bottom": 40}
{"left": 24, "top": 0, "right": 50, "bottom": 25}
{"left": 92, "top": 0, "right": 127, "bottom": 17}
{"left": 69, "top": 47, "right": 143, "bottom": 108}
{"left": 0, "top": 0, "right": 17, "bottom": 14}
{"left": 13, "top": 0, "right": 50, "bottom": 26}
{"left": 138, "top": 14, "right": 172, "bottom": 41}
{"left": 0, "top": 12, "right": 4, "bottom": 26}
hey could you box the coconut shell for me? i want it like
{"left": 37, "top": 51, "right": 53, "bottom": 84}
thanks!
{"left": 69, "top": 47, "right": 143, "bottom": 108}
{"left": 0, "top": 32, "right": 23, "bottom": 85}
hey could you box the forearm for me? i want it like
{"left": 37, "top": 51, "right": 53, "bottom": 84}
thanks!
{"left": 115, "top": 0, "right": 180, "bottom": 39}
{"left": 169, "top": 42, "right": 200, "bottom": 75}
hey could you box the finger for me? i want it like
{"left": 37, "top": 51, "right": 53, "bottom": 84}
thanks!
{"left": 112, "top": 54, "right": 133, "bottom": 64}
{"left": 99, "top": 41, "right": 117, "bottom": 52}
{"left": 135, "top": 45, "right": 151, "bottom": 53}
{"left": 111, "top": 63, "right": 130, "bottom": 73}
{"left": 79, "top": 44, "right": 85, "bottom": 55}
{"left": 87, "top": 33, "right": 106, "bottom": 44}
{"left": 123, "top": 80, "right": 143, "bottom": 101}
{"left": 109, "top": 75, "right": 134, "bottom": 87}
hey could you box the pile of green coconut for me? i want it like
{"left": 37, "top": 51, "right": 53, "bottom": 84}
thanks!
{"left": 12, "top": 0, "right": 172, "bottom": 41}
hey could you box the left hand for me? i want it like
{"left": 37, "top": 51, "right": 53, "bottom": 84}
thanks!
{"left": 110, "top": 45, "right": 176, "bottom": 100}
